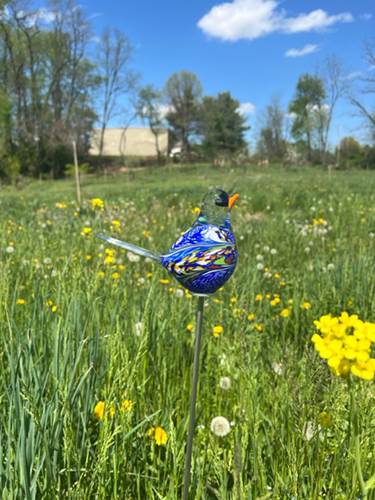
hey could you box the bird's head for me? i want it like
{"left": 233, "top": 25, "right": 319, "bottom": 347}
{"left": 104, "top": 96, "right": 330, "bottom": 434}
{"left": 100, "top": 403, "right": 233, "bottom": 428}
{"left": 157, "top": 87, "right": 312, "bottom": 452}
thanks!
{"left": 200, "top": 188, "right": 239, "bottom": 226}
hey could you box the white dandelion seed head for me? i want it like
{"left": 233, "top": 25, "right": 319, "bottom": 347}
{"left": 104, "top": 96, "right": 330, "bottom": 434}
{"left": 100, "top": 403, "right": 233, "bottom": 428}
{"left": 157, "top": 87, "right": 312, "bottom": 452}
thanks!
{"left": 175, "top": 289, "right": 184, "bottom": 298}
{"left": 219, "top": 377, "right": 231, "bottom": 390}
{"left": 6, "top": 246, "right": 15, "bottom": 254}
{"left": 43, "top": 257, "right": 52, "bottom": 265}
{"left": 271, "top": 362, "right": 284, "bottom": 376}
{"left": 210, "top": 416, "right": 231, "bottom": 437}
{"left": 327, "top": 263, "right": 335, "bottom": 271}
{"left": 257, "top": 263, "right": 264, "bottom": 271}
{"left": 127, "top": 252, "right": 140, "bottom": 263}
{"left": 270, "top": 248, "right": 277, "bottom": 255}
{"left": 51, "top": 269, "right": 58, "bottom": 277}
{"left": 263, "top": 245, "right": 270, "bottom": 253}
{"left": 256, "top": 254, "right": 263, "bottom": 261}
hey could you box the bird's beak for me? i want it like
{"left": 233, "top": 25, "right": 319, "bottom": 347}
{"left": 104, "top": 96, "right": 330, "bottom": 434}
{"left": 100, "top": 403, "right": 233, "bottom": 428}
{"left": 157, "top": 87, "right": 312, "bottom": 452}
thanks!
{"left": 229, "top": 193, "right": 239, "bottom": 210}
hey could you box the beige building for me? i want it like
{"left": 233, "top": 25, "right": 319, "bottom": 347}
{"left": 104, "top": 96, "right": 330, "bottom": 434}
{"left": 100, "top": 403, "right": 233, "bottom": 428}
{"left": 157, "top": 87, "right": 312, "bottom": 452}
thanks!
{"left": 89, "top": 127, "right": 169, "bottom": 157}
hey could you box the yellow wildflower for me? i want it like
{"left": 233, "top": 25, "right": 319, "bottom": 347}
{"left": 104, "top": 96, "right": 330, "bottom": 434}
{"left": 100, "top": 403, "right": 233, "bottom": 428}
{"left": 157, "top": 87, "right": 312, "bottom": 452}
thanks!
{"left": 121, "top": 400, "right": 134, "bottom": 413}
{"left": 192, "top": 207, "right": 201, "bottom": 216}
{"left": 255, "top": 294, "right": 263, "bottom": 302}
{"left": 213, "top": 325, "right": 224, "bottom": 337}
{"left": 90, "top": 198, "right": 104, "bottom": 209}
{"left": 270, "top": 297, "right": 281, "bottom": 306}
{"left": 318, "top": 411, "right": 333, "bottom": 428}
{"left": 143, "top": 230, "right": 151, "bottom": 238}
{"left": 55, "top": 202, "right": 67, "bottom": 209}
{"left": 280, "top": 308, "right": 290, "bottom": 318}
{"left": 186, "top": 323, "right": 194, "bottom": 332}
{"left": 51, "top": 305, "right": 58, "bottom": 313}
{"left": 301, "top": 301, "right": 312, "bottom": 310}
{"left": 154, "top": 426, "right": 168, "bottom": 446}
{"left": 85, "top": 255, "right": 92, "bottom": 261}
{"left": 94, "top": 401, "right": 105, "bottom": 420}
{"left": 255, "top": 323, "right": 264, "bottom": 332}
{"left": 97, "top": 271, "right": 105, "bottom": 279}
{"left": 312, "top": 312, "right": 375, "bottom": 380}
{"left": 230, "top": 296, "right": 237, "bottom": 304}
{"left": 16, "top": 298, "right": 26, "bottom": 305}
{"left": 81, "top": 227, "right": 92, "bottom": 236}
{"left": 112, "top": 272, "right": 120, "bottom": 280}
{"left": 111, "top": 219, "right": 121, "bottom": 228}
{"left": 159, "top": 278, "right": 170, "bottom": 285}
{"left": 247, "top": 313, "right": 256, "bottom": 321}
{"left": 104, "top": 256, "right": 116, "bottom": 265}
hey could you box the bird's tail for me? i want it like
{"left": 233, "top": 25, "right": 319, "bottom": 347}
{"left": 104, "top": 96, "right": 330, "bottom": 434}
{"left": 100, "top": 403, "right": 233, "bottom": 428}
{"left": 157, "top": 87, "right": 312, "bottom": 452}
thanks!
{"left": 97, "top": 234, "right": 161, "bottom": 262}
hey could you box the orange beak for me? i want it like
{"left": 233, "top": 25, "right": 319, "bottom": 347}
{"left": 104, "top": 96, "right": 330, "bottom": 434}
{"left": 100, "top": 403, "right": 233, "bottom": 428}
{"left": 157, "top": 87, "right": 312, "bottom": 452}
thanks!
{"left": 228, "top": 193, "right": 239, "bottom": 210}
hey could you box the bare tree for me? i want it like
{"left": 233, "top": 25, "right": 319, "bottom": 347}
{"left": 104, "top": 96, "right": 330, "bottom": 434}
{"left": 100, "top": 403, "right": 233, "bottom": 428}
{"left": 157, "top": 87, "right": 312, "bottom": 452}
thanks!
{"left": 96, "top": 28, "right": 138, "bottom": 157}
{"left": 318, "top": 56, "right": 347, "bottom": 164}
{"left": 136, "top": 85, "right": 165, "bottom": 163}
{"left": 349, "top": 40, "right": 375, "bottom": 141}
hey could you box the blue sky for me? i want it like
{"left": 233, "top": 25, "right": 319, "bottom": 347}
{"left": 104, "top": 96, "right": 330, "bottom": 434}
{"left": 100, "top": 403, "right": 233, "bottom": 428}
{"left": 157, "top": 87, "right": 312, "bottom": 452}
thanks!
{"left": 85, "top": 0, "right": 374, "bottom": 147}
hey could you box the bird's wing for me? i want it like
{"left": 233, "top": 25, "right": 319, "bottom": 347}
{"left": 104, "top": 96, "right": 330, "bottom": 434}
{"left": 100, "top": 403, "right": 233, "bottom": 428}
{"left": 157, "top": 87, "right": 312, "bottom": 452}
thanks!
{"left": 97, "top": 234, "right": 161, "bottom": 262}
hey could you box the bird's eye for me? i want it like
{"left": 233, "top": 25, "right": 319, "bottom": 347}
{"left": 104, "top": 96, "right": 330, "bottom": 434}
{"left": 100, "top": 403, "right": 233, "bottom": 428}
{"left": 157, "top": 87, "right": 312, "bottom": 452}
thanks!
{"left": 215, "top": 190, "right": 229, "bottom": 207}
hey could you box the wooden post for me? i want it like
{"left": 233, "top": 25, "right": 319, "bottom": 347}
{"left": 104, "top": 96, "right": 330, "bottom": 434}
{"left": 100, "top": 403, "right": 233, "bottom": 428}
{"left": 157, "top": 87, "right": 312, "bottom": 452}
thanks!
{"left": 72, "top": 140, "right": 81, "bottom": 207}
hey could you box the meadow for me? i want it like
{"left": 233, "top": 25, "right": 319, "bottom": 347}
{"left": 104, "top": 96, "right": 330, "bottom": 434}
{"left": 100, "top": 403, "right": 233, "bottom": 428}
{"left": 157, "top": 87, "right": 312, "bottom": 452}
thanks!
{"left": 1, "top": 164, "right": 375, "bottom": 499}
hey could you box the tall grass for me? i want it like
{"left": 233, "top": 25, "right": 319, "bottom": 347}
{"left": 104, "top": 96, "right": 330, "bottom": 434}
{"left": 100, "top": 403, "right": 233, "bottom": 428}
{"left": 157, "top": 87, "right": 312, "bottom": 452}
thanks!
{"left": 0, "top": 165, "right": 374, "bottom": 498}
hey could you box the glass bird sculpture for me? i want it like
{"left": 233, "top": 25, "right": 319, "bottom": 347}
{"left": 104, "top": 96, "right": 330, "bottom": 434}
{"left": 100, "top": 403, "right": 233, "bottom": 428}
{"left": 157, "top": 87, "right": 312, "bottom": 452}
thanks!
{"left": 97, "top": 189, "right": 239, "bottom": 295}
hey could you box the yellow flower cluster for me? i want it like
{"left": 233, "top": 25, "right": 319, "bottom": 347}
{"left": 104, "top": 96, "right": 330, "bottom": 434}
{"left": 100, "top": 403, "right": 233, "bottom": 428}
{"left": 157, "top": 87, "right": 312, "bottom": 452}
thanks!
{"left": 93, "top": 399, "right": 133, "bottom": 420}
{"left": 311, "top": 312, "right": 375, "bottom": 380}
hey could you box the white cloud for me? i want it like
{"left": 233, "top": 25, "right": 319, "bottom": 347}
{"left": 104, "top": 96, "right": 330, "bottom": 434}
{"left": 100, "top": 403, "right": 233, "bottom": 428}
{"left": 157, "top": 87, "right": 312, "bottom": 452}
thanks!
{"left": 283, "top": 10, "right": 353, "bottom": 34}
{"left": 285, "top": 44, "right": 318, "bottom": 58}
{"left": 238, "top": 102, "right": 256, "bottom": 115}
{"left": 360, "top": 13, "right": 372, "bottom": 21}
{"left": 198, "top": 0, "right": 353, "bottom": 42}
{"left": 344, "top": 71, "right": 363, "bottom": 80}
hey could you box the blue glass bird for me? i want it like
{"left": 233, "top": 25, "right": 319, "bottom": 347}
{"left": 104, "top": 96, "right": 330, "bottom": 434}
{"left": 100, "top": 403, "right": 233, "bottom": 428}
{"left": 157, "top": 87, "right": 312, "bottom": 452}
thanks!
{"left": 97, "top": 188, "right": 239, "bottom": 295}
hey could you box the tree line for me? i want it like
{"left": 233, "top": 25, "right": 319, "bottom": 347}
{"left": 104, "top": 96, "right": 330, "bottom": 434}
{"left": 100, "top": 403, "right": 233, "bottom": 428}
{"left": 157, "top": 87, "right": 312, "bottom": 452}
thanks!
{"left": 0, "top": 0, "right": 374, "bottom": 182}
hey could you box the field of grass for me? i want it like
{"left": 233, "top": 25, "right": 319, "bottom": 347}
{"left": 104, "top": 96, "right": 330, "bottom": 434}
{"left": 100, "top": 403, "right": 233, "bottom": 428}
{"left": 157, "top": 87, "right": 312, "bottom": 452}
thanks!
{"left": 1, "top": 164, "right": 375, "bottom": 499}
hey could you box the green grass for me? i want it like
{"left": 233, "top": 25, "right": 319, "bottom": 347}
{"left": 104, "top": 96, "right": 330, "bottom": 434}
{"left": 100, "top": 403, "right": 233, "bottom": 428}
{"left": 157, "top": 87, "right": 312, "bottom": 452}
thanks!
{"left": 1, "top": 164, "right": 375, "bottom": 499}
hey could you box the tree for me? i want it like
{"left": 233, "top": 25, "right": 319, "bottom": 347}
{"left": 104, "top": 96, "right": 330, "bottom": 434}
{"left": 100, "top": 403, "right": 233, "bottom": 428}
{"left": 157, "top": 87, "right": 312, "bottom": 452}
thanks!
{"left": 0, "top": 0, "right": 99, "bottom": 177}
{"left": 199, "top": 91, "right": 249, "bottom": 161}
{"left": 136, "top": 85, "right": 165, "bottom": 163}
{"left": 349, "top": 40, "right": 375, "bottom": 142}
{"left": 257, "top": 96, "right": 287, "bottom": 162}
{"left": 164, "top": 71, "right": 202, "bottom": 160}
{"left": 288, "top": 74, "right": 326, "bottom": 162}
{"left": 317, "top": 56, "right": 347, "bottom": 164}
{"left": 96, "top": 28, "right": 138, "bottom": 157}
{"left": 336, "top": 136, "right": 362, "bottom": 167}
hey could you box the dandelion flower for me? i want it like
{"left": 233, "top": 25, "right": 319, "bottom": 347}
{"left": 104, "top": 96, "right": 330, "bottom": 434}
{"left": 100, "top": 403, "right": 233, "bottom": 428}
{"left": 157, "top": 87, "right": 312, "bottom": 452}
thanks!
{"left": 280, "top": 308, "right": 290, "bottom": 318}
{"left": 94, "top": 401, "right": 105, "bottom": 420}
{"left": 212, "top": 325, "right": 224, "bottom": 337}
{"left": 186, "top": 323, "right": 194, "bottom": 333}
{"left": 90, "top": 198, "right": 104, "bottom": 209}
{"left": 210, "top": 416, "right": 231, "bottom": 437}
{"left": 247, "top": 313, "right": 255, "bottom": 321}
{"left": 81, "top": 227, "right": 92, "bottom": 236}
{"left": 16, "top": 298, "right": 26, "bottom": 305}
{"left": 148, "top": 426, "right": 168, "bottom": 446}
{"left": 301, "top": 301, "right": 312, "bottom": 310}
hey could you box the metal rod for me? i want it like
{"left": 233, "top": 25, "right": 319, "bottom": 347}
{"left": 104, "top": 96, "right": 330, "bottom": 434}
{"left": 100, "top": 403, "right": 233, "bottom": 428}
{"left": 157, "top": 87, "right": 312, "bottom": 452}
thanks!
{"left": 183, "top": 295, "right": 205, "bottom": 500}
